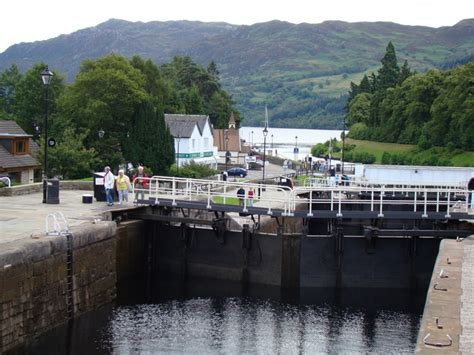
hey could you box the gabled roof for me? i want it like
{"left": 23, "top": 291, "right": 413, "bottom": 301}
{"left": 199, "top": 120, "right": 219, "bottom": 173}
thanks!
{"left": 0, "top": 120, "right": 40, "bottom": 170}
{"left": 0, "top": 120, "right": 32, "bottom": 136}
{"left": 164, "top": 114, "right": 212, "bottom": 138}
{"left": 0, "top": 145, "right": 39, "bottom": 169}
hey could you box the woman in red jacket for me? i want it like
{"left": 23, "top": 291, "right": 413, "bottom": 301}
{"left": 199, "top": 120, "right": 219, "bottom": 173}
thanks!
{"left": 132, "top": 166, "right": 149, "bottom": 203}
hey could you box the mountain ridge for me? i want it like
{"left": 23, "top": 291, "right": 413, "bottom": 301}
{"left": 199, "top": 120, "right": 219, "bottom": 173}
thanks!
{"left": 1, "top": 18, "right": 473, "bottom": 128}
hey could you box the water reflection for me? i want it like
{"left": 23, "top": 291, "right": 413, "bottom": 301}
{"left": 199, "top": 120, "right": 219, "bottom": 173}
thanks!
{"left": 24, "top": 276, "right": 424, "bottom": 354}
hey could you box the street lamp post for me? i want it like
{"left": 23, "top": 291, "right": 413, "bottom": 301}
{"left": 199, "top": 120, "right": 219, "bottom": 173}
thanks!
{"left": 342, "top": 116, "right": 346, "bottom": 175}
{"left": 294, "top": 135, "right": 298, "bottom": 161}
{"left": 176, "top": 134, "right": 181, "bottom": 176}
{"left": 41, "top": 66, "right": 53, "bottom": 203}
{"left": 262, "top": 126, "right": 268, "bottom": 184}
{"left": 271, "top": 134, "right": 274, "bottom": 149}
{"left": 251, "top": 130, "right": 254, "bottom": 147}
{"left": 225, "top": 129, "right": 229, "bottom": 172}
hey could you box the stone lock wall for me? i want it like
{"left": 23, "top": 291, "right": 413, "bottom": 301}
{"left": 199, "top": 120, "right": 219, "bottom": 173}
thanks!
{"left": 0, "top": 222, "right": 117, "bottom": 353}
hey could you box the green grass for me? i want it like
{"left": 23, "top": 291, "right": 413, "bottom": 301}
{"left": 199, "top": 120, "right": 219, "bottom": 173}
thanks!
{"left": 212, "top": 196, "right": 240, "bottom": 206}
{"left": 75, "top": 177, "right": 93, "bottom": 181}
{"left": 345, "top": 138, "right": 415, "bottom": 163}
{"left": 449, "top": 152, "right": 474, "bottom": 167}
{"left": 342, "top": 138, "right": 474, "bottom": 167}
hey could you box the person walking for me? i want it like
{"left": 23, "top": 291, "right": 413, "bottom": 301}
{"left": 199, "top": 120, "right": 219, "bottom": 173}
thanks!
{"left": 132, "top": 166, "right": 149, "bottom": 203}
{"left": 248, "top": 188, "right": 254, "bottom": 207}
{"left": 237, "top": 186, "right": 246, "bottom": 207}
{"left": 116, "top": 169, "right": 131, "bottom": 205}
{"left": 104, "top": 166, "right": 115, "bottom": 206}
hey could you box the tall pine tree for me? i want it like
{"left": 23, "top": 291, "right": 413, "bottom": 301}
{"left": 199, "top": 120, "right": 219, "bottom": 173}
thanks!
{"left": 125, "top": 101, "right": 175, "bottom": 175}
{"left": 377, "top": 42, "right": 400, "bottom": 90}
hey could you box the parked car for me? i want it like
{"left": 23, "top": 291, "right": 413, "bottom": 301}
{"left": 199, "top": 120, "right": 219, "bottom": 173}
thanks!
{"left": 277, "top": 176, "right": 294, "bottom": 189}
{"left": 227, "top": 167, "right": 248, "bottom": 178}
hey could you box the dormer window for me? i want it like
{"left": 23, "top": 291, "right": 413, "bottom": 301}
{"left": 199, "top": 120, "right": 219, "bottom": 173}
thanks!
{"left": 14, "top": 139, "right": 27, "bottom": 155}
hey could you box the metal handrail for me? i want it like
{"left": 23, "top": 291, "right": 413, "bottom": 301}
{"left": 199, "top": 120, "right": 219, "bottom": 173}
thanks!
{"left": 0, "top": 176, "right": 11, "bottom": 187}
{"left": 131, "top": 175, "right": 470, "bottom": 216}
{"left": 45, "top": 211, "right": 70, "bottom": 236}
{"left": 133, "top": 175, "right": 292, "bottom": 215}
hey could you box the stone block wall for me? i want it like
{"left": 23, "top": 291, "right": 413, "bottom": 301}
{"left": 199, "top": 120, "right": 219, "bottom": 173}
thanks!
{"left": 0, "top": 180, "right": 92, "bottom": 196}
{"left": 116, "top": 220, "right": 147, "bottom": 280}
{"left": 0, "top": 221, "right": 117, "bottom": 353}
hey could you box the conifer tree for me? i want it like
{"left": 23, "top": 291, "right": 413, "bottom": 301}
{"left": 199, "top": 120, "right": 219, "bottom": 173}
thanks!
{"left": 359, "top": 75, "right": 371, "bottom": 93}
{"left": 125, "top": 101, "right": 175, "bottom": 175}
{"left": 398, "top": 60, "right": 413, "bottom": 84}
{"left": 377, "top": 42, "right": 400, "bottom": 90}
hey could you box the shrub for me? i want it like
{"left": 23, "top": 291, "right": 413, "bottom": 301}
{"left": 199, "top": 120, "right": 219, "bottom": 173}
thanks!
{"left": 344, "top": 151, "right": 376, "bottom": 164}
{"left": 311, "top": 143, "right": 327, "bottom": 157}
{"left": 169, "top": 161, "right": 218, "bottom": 179}
{"left": 381, "top": 152, "right": 392, "bottom": 164}
{"left": 348, "top": 123, "right": 371, "bottom": 140}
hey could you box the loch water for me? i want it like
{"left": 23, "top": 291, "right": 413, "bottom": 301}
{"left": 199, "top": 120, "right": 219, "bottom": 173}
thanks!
{"left": 25, "top": 276, "right": 425, "bottom": 354}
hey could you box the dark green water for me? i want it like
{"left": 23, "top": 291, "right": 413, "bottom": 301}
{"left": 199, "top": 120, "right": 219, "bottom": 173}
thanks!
{"left": 23, "top": 277, "right": 425, "bottom": 354}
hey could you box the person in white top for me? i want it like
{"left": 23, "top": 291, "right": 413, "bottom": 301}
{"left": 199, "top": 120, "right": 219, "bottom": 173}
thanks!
{"left": 104, "top": 166, "right": 115, "bottom": 206}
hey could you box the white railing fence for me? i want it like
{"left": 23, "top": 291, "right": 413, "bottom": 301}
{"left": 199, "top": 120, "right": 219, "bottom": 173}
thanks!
{"left": 132, "top": 175, "right": 472, "bottom": 217}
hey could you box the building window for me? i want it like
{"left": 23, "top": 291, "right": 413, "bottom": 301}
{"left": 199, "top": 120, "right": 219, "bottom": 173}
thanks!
{"left": 204, "top": 138, "right": 209, "bottom": 149}
{"left": 192, "top": 139, "right": 196, "bottom": 150}
{"left": 15, "top": 140, "right": 26, "bottom": 154}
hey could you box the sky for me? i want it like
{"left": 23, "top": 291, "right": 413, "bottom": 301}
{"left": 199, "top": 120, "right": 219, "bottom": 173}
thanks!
{"left": 1, "top": 0, "right": 473, "bottom": 53}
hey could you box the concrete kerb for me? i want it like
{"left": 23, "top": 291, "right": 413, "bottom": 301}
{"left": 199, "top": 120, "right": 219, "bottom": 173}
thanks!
{"left": 0, "top": 221, "right": 117, "bottom": 270}
{"left": 416, "top": 238, "right": 465, "bottom": 353}
{"left": 0, "top": 180, "right": 92, "bottom": 197}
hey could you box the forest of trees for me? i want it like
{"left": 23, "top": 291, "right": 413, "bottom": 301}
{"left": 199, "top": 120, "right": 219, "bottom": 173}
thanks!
{"left": 0, "top": 54, "right": 241, "bottom": 178}
{"left": 346, "top": 42, "right": 474, "bottom": 151}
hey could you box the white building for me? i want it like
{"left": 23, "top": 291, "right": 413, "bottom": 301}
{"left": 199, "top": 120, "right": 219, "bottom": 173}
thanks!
{"left": 354, "top": 164, "right": 474, "bottom": 187}
{"left": 164, "top": 114, "right": 218, "bottom": 168}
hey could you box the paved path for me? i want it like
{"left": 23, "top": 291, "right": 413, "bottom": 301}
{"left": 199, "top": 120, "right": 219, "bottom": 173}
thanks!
{"left": 0, "top": 190, "right": 135, "bottom": 245}
{"left": 416, "top": 236, "right": 474, "bottom": 353}
{"left": 460, "top": 237, "right": 474, "bottom": 353}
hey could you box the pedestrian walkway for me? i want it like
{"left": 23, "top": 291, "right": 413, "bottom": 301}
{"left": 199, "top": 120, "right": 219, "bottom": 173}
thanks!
{"left": 0, "top": 190, "right": 134, "bottom": 245}
{"left": 460, "top": 237, "right": 474, "bottom": 353}
{"left": 416, "top": 236, "right": 474, "bottom": 353}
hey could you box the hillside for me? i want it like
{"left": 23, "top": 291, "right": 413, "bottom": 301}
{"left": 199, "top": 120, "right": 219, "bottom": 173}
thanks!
{"left": 1, "top": 18, "right": 473, "bottom": 128}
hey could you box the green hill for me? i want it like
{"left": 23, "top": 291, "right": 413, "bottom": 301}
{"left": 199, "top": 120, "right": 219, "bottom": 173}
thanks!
{"left": 1, "top": 18, "right": 473, "bottom": 128}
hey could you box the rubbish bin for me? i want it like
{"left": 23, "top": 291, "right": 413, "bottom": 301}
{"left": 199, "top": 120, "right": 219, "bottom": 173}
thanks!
{"left": 336, "top": 164, "right": 341, "bottom": 173}
{"left": 45, "top": 178, "right": 60, "bottom": 204}
{"left": 93, "top": 172, "right": 106, "bottom": 201}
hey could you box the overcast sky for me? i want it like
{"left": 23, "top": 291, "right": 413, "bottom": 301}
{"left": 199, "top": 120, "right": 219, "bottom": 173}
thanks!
{"left": 1, "top": 0, "right": 473, "bottom": 53}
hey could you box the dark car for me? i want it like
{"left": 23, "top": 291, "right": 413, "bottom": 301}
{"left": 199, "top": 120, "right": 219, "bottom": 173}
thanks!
{"left": 277, "top": 176, "right": 293, "bottom": 189}
{"left": 227, "top": 167, "right": 248, "bottom": 178}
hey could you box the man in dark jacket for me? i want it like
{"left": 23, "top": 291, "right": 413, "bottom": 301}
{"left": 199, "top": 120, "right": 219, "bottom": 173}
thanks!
{"left": 237, "top": 187, "right": 245, "bottom": 207}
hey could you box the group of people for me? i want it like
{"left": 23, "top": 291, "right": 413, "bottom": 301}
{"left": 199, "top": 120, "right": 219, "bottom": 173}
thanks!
{"left": 103, "top": 166, "right": 149, "bottom": 206}
{"left": 237, "top": 187, "right": 255, "bottom": 207}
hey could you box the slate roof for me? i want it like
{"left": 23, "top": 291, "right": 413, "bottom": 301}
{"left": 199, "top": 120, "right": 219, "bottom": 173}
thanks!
{"left": 0, "top": 145, "right": 39, "bottom": 169}
{"left": 0, "top": 120, "right": 32, "bottom": 135}
{"left": 0, "top": 120, "right": 40, "bottom": 170}
{"left": 164, "top": 114, "right": 211, "bottom": 138}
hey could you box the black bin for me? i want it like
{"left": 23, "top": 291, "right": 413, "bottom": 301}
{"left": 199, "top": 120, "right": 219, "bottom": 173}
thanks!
{"left": 93, "top": 172, "right": 106, "bottom": 201}
{"left": 45, "top": 178, "right": 60, "bottom": 204}
{"left": 336, "top": 164, "right": 341, "bottom": 173}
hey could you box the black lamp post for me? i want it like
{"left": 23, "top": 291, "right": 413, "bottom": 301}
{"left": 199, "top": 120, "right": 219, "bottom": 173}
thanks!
{"left": 176, "top": 134, "right": 181, "bottom": 176}
{"left": 271, "top": 134, "right": 274, "bottom": 149}
{"left": 41, "top": 66, "right": 53, "bottom": 203}
{"left": 341, "top": 116, "right": 346, "bottom": 174}
{"left": 224, "top": 129, "right": 229, "bottom": 172}
{"left": 262, "top": 126, "right": 268, "bottom": 183}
